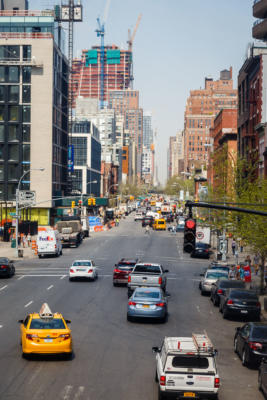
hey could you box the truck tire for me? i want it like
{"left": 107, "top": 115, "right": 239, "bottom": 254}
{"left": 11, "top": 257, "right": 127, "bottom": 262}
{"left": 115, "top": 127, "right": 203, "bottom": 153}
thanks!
{"left": 158, "top": 386, "right": 165, "bottom": 400}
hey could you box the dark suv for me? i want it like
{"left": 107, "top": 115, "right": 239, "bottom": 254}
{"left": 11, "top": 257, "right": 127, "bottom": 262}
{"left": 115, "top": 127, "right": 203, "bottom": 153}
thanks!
{"left": 113, "top": 258, "right": 138, "bottom": 286}
{"left": 0, "top": 257, "right": 15, "bottom": 278}
{"left": 219, "top": 289, "right": 261, "bottom": 320}
{"left": 210, "top": 279, "right": 245, "bottom": 306}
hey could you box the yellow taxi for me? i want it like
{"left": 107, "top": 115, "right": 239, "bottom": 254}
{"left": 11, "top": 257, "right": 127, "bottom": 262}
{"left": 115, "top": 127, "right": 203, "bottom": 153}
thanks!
{"left": 18, "top": 303, "right": 72, "bottom": 357}
{"left": 152, "top": 218, "right": 166, "bottom": 230}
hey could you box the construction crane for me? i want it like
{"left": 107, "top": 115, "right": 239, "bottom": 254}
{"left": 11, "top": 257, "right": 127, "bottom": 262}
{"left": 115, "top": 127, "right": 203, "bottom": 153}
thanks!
{"left": 127, "top": 13, "right": 142, "bottom": 88}
{"left": 95, "top": 0, "right": 111, "bottom": 109}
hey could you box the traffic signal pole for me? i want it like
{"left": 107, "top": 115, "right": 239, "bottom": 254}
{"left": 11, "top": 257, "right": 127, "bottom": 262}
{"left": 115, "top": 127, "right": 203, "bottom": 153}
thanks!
{"left": 185, "top": 201, "right": 267, "bottom": 217}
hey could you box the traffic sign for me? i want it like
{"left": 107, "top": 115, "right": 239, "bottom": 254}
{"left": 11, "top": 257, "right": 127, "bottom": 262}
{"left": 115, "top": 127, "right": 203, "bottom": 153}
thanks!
{"left": 18, "top": 190, "right": 36, "bottom": 206}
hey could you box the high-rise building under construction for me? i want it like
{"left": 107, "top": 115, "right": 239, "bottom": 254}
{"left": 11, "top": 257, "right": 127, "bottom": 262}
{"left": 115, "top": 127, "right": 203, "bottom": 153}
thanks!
{"left": 71, "top": 45, "right": 132, "bottom": 107}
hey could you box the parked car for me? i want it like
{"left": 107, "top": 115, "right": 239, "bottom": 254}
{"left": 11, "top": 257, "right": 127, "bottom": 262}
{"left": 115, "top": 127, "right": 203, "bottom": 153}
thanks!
{"left": 127, "top": 287, "right": 168, "bottom": 322}
{"left": 208, "top": 264, "right": 231, "bottom": 275}
{"left": 0, "top": 257, "right": 15, "bottom": 278}
{"left": 199, "top": 269, "right": 229, "bottom": 295}
{"left": 142, "top": 217, "right": 154, "bottom": 227}
{"left": 134, "top": 212, "right": 144, "bottom": 221}
{"left": 69, "top": 260, "right": 98, "bottom": 281}
{"left": 113, "top": 258, "right": 138, "bottom": 286}
{"left": 210, "top": 279, "right": 245, "bottom": 306}
{"left": 191, "top": 242, "right": 211, "bottom": 259}
{"left": 234, "top": 322, "right": 267, "bottom": 367}
{"left": 258, "top": 358, "right": 267, "bottom": 396}
{"left": 219, "top": 289, "right": 261, "bottom": 320}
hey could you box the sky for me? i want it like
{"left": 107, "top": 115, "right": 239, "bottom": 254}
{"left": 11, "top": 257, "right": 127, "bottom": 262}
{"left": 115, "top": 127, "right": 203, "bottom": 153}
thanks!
{"left": 32, "top": 0, "right": 255, "bottom": 184}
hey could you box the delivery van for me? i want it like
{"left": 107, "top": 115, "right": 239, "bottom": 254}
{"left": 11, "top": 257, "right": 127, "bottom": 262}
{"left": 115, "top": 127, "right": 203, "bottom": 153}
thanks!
{"left": 37, "top": 230, "right": 62, "bottom": 258}
{"left": 153, "top": 218, "right": 166, "bottom": 231}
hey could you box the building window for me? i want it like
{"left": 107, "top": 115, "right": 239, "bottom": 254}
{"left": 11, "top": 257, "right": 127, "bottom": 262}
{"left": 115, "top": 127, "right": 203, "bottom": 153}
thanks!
{"left": 0, "top": 105, "right": 4, "bottom": 121}
{"left": 8, "top": 66, "right": 19, "bottom": 83}
{"left": 22, "top": 125, "right": 30, "bottom": 142}
{"left": 8, "top": 144, "right": 19, "bottom": 161}
{"left": 0, "top": 86, "right": 4, "bottom": 102}
{"left": 22, "top": 86, "right": 31, "bottom": 103}
{"left": 8, "top": 86, "right": 19, "bottom": 103}
{"left": 8, "top": 164, "right": 18, "bottom": 180}
{"left": 23, "top": 45, "right": 31, "bottom": 61}
{"left": 0, "top": 144, "right": 3, "bottom": 159}
{"left": 0, "top": 125, "right": 4, "bottom": 141}
{"left": 23, "top": 144, "right": 30, "bottom": 162}
{"left": 0, "top": 164, "right": 3, "bottom": 180}
{"left": 9, "top": 106, "right": 19, "bottom": 121}
{"left": 23, "top": 106, "right": 30, "bottom": 123}
{"left": 8, "top": 125, "right": 19, "bottom": 141}
{"left": 8, "top": 183, "right": 16, "bottom": 200}
{"left": 0, "top": 67, "right": 4, "bottom": 82}
{"left": 22, "top": 67, "right": 31, "bottom": 83}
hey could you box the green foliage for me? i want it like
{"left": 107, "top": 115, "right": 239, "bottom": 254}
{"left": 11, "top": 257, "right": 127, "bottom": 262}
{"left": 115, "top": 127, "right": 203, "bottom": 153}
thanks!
{"left": 164, "top": 175, "right": 194, "bottom": 196}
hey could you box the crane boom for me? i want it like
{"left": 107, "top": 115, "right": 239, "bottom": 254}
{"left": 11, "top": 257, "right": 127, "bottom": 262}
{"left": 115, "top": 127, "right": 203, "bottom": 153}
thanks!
{"left": 127, "top": 13, "right": 142, "bottom": 51}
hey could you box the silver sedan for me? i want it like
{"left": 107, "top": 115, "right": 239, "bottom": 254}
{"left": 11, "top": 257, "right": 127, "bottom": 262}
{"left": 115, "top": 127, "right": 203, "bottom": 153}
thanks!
{"left": 127, "top": 287, "right": 168, "bottom": 322}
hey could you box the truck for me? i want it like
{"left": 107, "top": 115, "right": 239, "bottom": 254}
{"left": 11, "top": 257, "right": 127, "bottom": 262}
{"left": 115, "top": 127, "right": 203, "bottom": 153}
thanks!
{"left": 37, "top": 229, "right": 62, "bottom": 258}
{"left": 56, "top": 216, "right": 83, "bottom": 248}
{"left": 153, "top": 332, "right": 220, "bottom": 400}
{"left": 80, "top": 216, "right": 89, "bottom": 238}
{"left": 127, "top": 263, "right": 169, "bottom": 297}
{"left": 161, "top": 203, "right": 171, "bottom": 215}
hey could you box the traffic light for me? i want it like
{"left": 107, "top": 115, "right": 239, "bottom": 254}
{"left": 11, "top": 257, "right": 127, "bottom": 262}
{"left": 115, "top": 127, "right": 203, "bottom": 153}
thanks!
{"left": 78, "top": 200, "right": 82, "bottom": 208}
{"left": 88, "top": 198, "right": 92, "bottom": 206}
{"left": 183, "top": 218, "right": 196, "bottom": 253}
{"left": 71, "top": 201, "right": 75, "bottom": 208}
{"left": 92, "top": 198, "right": 96, "bottom": 206}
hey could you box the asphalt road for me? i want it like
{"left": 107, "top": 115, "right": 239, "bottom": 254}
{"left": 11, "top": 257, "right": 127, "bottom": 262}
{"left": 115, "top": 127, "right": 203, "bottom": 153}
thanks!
{"left": 0, "top": 215, "right": 264, "bottom": 400}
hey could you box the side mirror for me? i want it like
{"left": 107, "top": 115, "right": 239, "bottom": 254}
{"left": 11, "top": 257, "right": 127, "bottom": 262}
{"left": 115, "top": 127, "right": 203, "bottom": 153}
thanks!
{"left": 199, "top": 273, "right": 204, "bottom": 277}
{"left": 65, "top": 319, "right": 71, "bottom": 324}
{"left": 164, "top": 270, "right": 169, "bottom": 273}
{"left": 152, "top": 346, "right": 160, "bottom": 353}
{"left": 236, "top": 327, "right": 241, "bottom": 331}
{"left": 18, "top": 320, "right": 23, "bottom": 323}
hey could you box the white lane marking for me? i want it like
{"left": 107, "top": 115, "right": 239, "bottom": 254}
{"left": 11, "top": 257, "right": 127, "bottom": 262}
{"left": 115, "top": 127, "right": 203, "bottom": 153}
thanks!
{"left": 17, "top": 274, "right": 67, "bottom": 277}
{"left": 0, "top": 325, "right": 3, "bottom": 328}
{"left": 24, "top": 301, "right": 33, "bottom": 308}
{"left": 100, "top": 274, "right": 112, "bottom": 277}
{"left": 60, "top": 275, "right": 66, "bottom": 280}
{"left": 0, "top": 285, "right": 8, "bottom": 291}
{"left": 47, "top": 285, "right": 54, "bottom": 291}
{"left": 73, "top": 387, "right": 85, "bottom": 400}
{"left": 17, "top": 275, "right": 24, "bottom": 280}
{"left": 196, "top": 305, "right": 200, "bottom": 313}
{"left": 210, "top": 311, "right": 213, "bottom": 315}
{"left": 28, "top": 365, "right": 43, "bottom": 385}
{"left": 60, "top": 385, "right": 73, "bottom": 400}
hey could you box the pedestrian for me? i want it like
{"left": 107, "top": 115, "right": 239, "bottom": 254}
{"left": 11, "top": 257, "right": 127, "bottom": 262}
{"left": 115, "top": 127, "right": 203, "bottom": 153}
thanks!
{"left": 245, "top": 255, "right": 252, "bottom": 266}
{"left": 229, "top": 265, "right": 236, "bottom": 279}
{"left": 239, "top": 265, "right": 245, "bottom": 281}
{"left": 243, "top": 264, "right": 252, "bottom": 290}
{"left": 253, "top": 254, "right": 260, "bottom": 275}
{"left": 22, "top": 234, "right": 27, "bottom": 248}
{"left": 264, "top": 267, "right": 267, "bottom": 288}
{"left": 231, "top": 239, "right": 236, "bottom": 255}
{"left": 27, "top": 233, "right": 31, "bottom": 247}
{"left": 239, "top": 239, "right": 244, "bottom": 253}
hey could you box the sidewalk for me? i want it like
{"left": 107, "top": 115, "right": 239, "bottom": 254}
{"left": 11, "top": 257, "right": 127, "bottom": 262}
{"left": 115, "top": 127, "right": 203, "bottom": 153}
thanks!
{"left": 0, "top": 240, "right": 37, "bottom": 260}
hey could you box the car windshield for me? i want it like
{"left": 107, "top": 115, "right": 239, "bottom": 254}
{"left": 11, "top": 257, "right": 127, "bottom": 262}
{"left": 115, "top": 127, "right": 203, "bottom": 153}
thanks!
{"left": 211, "top": 266, "right": 229, "bottom": 271}
{"left": 134, "top": 290, "right": 160, "bottom": 299}
{"left": 172, "top": 356, "right": 209, "bottom": 369}
{"left": 157, "top": 221, "right": 165, "bottom": 225}
{"left": 73, "top": 261, "right": 91, "bottom": 266}
{"left": 134, "top": 265, "right": 161, "bottom": 274}
{"left": 230, "top": 291, "right": 258, "bottom": 299}
{"left": 252, "top": 327, "right": 267, "bottom": 340}
{"left": 30, "top": 318, "right": 66, "bottom": 329}
{"left": 0, "top": 257, "right": 9, "bottom": 264}
{"left": 206, "top": 272, "right": 228, "bottom": 279}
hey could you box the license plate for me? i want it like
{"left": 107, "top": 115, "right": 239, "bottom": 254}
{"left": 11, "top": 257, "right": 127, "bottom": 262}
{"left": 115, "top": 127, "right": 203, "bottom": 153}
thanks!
{"left": 241, "top": 310, "right": 248, "bottom": 314}
{"left": 77, "top": 269, "right": 85, "bottom": 272}
{"left": 44, "top": 339, "right": 53, "bottom": 343}
{"left": 143, "top": 305, "right": 150, "bottom": 308}
{"left": 184, "top": 393, "right": 195, "bottom": 398}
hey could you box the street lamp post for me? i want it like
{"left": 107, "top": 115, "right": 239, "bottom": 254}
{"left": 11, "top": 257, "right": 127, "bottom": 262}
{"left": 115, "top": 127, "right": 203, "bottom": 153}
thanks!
{"left": 106, "top": 183, "right": 118, "bottom": 197}
{"left": 15, "top": 168, "right": 45, "bottom": 257}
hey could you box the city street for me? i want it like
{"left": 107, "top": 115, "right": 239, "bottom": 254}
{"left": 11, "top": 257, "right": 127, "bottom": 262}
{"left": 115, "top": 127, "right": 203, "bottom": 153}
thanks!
{"left": 0, "top": 215, "right": 263, "bottom": 400}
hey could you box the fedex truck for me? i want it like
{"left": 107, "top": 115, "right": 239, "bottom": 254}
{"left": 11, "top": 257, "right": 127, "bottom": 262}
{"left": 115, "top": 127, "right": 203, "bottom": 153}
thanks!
{"left": 37, "top": 230, "right": 62, "bottom": 258}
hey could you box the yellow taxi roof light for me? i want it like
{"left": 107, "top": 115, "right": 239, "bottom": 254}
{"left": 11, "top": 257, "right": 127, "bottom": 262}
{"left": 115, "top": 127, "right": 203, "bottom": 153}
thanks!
{"left": 39, "top": 303, "right": 54, "bottom": 319}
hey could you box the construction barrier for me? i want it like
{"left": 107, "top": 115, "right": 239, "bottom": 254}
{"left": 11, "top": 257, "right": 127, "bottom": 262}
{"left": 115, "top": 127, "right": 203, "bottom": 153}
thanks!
{"left": 94, "top": 225, "right": 104, "bottom": 232}
{"left": 31, "top": 240, "right": 36, "bottom": 249}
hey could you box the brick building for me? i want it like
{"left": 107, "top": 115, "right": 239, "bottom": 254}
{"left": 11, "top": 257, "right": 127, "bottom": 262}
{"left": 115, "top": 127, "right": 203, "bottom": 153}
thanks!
{"left": 184, "top": 68, "right": 237, "bottom": 175}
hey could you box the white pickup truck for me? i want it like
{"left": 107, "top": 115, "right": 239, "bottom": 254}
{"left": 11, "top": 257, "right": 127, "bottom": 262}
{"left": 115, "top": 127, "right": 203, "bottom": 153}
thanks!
{"left": 127, "top": 263, "right": 169, "bottom": 298}
{"left": 153, "top": 333, "right": 220, "bottom": 400}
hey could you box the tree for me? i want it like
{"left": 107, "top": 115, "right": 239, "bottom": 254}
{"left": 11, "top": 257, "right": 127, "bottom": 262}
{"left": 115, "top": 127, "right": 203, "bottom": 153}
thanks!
{"left": 164, "top": 175, "right": 194, "bottom": 197}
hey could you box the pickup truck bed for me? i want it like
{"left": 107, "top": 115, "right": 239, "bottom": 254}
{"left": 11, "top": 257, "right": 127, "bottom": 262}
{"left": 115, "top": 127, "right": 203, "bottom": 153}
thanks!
{"left": 127, "top": 263, "right": 168, "bottom": 297}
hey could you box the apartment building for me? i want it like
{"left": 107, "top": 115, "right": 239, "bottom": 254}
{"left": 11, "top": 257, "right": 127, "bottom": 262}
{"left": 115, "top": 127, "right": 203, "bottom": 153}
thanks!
{"left": 184, "top": 68, "right": 237, "bottom": 175}
{"left": 168, "top": 131, "right": 184, "bottom": 178}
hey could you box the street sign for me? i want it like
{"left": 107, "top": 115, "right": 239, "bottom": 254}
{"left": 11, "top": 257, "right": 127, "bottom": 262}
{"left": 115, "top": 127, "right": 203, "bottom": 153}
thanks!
{"left": 9, "top": 212, "right": 17, "bottom": 216}
{"left": 18, "top": 190, "right": 36, "bottom": 206}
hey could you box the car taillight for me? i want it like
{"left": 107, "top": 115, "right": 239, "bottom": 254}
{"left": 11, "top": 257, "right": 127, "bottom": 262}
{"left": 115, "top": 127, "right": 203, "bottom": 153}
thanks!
{"left": 160, "top": 376, "right": 166, "bottom": 386}
{"left": 158, "top": 277, "right": 162, "bottom": 284}
{"left": 114, "top": 269, "right": 120, "bottom": 273}
{"left": 217, "top": 289, "right": 223, "bottom": 294}
{"left": 0, "top": 265, "right": 6, "bottom": 269}
{"left": 128, "top": 301, "right": 136, "bottom": 306}
{"left": 256, "top": 302, "right": 261, "bottom": 308}
{"left": 88, "top": 269, "right": 93, "bottom": 273}
{"left": 205, "top": 249, "right": 209, "bottom": 252}
{"left": 59, "top": 334, "right": 70, "bottom": 341}
{"left": 156, "top": 302, "right": 165, "bottom": 307}
{"left": 214, "top": 377, "right": 220, "bottom": 388}
{"left": 70, "top": 268, "right": 74, "bottom": 273}
{"left": 227, "top": 299, "right": 233, "bottom": 305}
{"left": 55, "top": 244, "right": 57, "bottom": 249}
{"left": 26, "top": 334, "right": 38, "bottom": 340}
{"left": 128, "top": 275, "right": 131, "bottom": 283}
{"left": 249, "top": 341, "right": 263, "bottom": 350}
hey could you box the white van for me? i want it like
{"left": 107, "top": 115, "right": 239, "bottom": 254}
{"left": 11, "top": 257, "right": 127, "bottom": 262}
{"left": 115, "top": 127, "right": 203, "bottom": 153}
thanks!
{"left": 37, "top": 230, "right": 62, "bottom": 258}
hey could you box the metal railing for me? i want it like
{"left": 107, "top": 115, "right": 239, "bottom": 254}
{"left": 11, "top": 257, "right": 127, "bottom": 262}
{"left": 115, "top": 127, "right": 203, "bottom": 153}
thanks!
{"left": 0, "top": 10, "right": 54, "bottom": 17}
{"left": 0, "top": 32, "right": 53, "bottom": 40}
{"left": 0, "top": 58, "right": 43, "bottom": 67}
